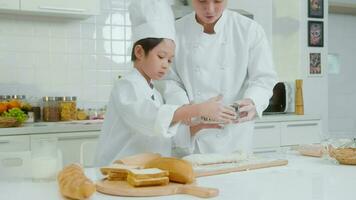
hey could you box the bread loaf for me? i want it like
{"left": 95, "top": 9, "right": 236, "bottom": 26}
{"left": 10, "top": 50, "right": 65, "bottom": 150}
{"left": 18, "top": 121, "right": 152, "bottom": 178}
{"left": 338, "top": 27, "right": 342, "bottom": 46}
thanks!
{"left": 144, "top": 157, "right": 195, "bottom": 184}
{"left": 57, "top": 164, "right": 96, "bottom": 200}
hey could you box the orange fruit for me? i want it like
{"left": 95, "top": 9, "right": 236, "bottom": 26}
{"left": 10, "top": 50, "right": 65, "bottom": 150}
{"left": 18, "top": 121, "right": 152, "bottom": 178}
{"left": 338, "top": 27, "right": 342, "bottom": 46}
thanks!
{"left": 7, "top": 100, "right": 21, "bottom": 109}
{"left": 0, "top": 102, "right": 7, "bottom": 113}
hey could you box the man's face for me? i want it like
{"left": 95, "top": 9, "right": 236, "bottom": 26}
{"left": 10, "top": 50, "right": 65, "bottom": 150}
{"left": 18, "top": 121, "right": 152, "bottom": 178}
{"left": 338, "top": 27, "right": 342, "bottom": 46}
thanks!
{"left": 192, "top": 0, "right": 226, "bottom": 25}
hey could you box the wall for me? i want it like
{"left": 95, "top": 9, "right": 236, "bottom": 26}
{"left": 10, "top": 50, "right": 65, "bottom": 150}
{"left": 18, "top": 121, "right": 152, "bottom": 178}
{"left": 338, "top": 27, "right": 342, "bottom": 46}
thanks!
{"left": 0, "top": 0, "right": 132, "bottom": 108}
{"left": 271, "top": 0, "right": 329, "bottom": 137}
{"left": 328, "top": 13, "right": 356, "bottom": 138}
{"left": 227, "top": 0, "right": 272, "bottom": 43}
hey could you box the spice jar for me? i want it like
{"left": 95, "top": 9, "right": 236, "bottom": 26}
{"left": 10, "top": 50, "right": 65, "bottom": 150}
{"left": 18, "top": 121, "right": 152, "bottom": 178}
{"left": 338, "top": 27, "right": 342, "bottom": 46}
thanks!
{"left": 59, "top": 96, "right": 77, "bottom": 121}
{"left": 42, "top": 97, "right": 60, "bottom": 122}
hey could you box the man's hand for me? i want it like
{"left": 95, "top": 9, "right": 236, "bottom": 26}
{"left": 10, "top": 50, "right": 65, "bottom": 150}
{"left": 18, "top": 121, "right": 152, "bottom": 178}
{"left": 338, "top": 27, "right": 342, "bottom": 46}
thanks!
{"left": 190, "top": 123, "right": 223, "bottom": 136}
{"left": 235, "top": 98, "right": 257, "bottom": 123}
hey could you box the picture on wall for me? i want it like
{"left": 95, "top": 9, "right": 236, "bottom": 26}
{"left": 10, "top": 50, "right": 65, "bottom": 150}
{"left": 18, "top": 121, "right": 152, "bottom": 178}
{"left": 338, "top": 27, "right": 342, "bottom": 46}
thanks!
{"left": 308, "top": 0, "right": 324, "bottom": 18}
{"left": 308, "top": 21, "right": 323, "bottom": 47}
{"left": 309, "top": 53, "right": 322, "bottom": 75}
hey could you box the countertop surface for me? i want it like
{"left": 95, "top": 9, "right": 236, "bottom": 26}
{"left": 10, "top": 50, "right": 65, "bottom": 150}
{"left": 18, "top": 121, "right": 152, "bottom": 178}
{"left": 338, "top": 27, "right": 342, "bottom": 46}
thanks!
{"left": 0, "top": 114, "right": 320, "bottom": 136}
{"left": 0, "top": 120, "right": 103, "bottom": 136}
{"left": 0, "top": 152, "right": 355, "bottom": 200}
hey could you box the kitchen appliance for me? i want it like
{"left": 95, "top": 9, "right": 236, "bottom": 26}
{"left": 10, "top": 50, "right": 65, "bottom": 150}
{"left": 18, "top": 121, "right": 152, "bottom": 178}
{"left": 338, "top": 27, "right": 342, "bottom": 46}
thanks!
{"left": 263, "top": 82, "right": 295, "bottom": 114}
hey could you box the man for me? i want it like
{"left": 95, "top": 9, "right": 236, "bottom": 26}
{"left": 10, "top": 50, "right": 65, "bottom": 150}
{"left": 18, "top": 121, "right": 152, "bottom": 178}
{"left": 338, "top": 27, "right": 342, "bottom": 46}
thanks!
{"left": 158, "top": 0, "right": 278, "bottom": 155}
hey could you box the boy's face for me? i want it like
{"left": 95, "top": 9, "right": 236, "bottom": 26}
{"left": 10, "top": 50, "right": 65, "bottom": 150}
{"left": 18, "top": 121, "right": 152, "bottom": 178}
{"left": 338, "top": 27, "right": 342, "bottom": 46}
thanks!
{"left": 141, "top": 39, "right": 175, "bottom": 80}
{"left": 192, "top": 0, "right": 226, "bottom": 25}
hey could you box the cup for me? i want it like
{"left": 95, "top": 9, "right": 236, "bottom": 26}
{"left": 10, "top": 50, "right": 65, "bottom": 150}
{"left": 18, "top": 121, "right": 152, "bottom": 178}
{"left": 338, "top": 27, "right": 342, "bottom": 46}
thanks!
{"left": 31, "top": 137, "right": 60, "bottom": 181}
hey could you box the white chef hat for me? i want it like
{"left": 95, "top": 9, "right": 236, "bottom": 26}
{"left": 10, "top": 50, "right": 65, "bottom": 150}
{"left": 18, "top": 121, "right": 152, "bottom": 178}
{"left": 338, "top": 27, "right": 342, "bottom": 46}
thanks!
{"left": 129, "top": 0, "right": 175, "bottom": 43}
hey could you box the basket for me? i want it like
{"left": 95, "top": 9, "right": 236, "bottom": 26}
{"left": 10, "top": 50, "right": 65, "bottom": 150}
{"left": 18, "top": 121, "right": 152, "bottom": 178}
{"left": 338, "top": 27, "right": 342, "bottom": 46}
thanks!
{"left": 330, "top": 147, "right": 356, "bottom": 165}
{"left": 0, "top": 117, "right": 22, "bottom": 128}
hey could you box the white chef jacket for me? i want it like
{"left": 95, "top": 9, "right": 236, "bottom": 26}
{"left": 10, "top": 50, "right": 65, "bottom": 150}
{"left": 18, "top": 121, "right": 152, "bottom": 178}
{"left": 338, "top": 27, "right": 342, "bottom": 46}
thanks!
{"left": 157, "top": 10, "right": 278, "bottom": 155}
{"left": 95, "top": 68, "right": 180, "bottom": 167}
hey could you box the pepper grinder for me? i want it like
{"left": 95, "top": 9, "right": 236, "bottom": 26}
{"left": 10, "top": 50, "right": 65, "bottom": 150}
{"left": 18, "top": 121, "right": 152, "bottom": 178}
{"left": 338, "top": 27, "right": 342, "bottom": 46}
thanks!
{"left": 295, "top": 79, "right": 304, "bottom": 115}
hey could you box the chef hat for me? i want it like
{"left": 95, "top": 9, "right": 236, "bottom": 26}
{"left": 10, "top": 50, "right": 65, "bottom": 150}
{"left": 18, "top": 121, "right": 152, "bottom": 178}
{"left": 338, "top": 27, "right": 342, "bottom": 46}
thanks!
{"left": 129, "top": 0, "right": 175, "bottom": 43}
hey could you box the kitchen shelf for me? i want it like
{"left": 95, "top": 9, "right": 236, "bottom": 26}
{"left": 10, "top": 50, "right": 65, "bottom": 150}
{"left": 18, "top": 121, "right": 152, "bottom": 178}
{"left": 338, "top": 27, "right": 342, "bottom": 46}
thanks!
{"left": 329, "top": 2, "right": 356, "bottom": 16}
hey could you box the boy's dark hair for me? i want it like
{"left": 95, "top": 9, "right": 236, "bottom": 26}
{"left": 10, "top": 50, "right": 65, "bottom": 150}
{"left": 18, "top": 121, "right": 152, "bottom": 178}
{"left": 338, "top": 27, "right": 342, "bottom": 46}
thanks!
{"left": 131, "top": 38, "right": 164, "bottom": 61}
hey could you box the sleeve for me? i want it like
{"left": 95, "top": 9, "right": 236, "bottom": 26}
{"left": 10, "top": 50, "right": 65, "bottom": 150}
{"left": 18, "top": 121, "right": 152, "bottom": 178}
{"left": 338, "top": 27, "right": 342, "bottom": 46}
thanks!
{"left": 155, "top": 60, "right": 193, "bottom": 150}
{"left": 112, "top": 80, "right": 180, "bottom": 138}
{"left": 243, "top": 23, "right": 279, "bottom": 118}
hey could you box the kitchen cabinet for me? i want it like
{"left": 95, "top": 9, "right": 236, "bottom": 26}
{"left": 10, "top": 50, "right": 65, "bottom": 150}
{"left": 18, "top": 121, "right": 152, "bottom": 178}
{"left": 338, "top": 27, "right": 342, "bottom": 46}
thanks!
{"left": 21, "top": 0, "right": 99, "bottom": 17}
{"left": 31, "top": 131, "right": 100, "bottom": 166}
{"left": 280, "top": 120, "right": 321, "bottom": 146}
{"left": 253, "top": 115, "right": 321, "bottom": 152}
{"left": 0, "top": 0, "right": 99, "bottom": 18}
{"left": 253, "top": 122, "right": 280, "bottom": 151}
{"left": 0, "top": 0, "right": 19, "bottom": 10}
{"left": 0, "top": 135, "right": 30, "bottom": 152}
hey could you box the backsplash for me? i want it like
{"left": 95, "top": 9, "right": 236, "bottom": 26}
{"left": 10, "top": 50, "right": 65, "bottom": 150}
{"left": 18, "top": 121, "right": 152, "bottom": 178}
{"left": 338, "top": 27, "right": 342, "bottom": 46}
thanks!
{"left": 0, "top": 0, "right": 132, "bottom": 109}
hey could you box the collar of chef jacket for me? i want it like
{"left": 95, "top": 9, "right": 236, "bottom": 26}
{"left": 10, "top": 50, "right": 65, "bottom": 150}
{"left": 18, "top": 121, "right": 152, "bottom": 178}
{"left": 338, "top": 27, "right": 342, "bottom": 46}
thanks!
{"left": 130, "top": 68, "right": 156, "bottom": 101}
{"left": 188, "top": 9, "right": 228, "bottom": 34}
{"left": 182, "top": 10, "right": 228, "bottom": 48}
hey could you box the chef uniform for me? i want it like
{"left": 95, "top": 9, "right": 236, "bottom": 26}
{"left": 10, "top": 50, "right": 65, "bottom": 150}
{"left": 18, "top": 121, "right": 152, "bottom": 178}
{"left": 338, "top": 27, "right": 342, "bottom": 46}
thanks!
{"left": 158, "top": 9, "right": 278, "bottom": 155}
{"left": 94, "top": 0, "right": 179, "bottom": 167}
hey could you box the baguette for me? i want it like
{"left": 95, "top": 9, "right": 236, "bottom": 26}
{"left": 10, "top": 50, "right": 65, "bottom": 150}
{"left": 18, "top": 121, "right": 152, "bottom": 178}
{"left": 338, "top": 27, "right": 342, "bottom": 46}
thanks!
{"left": 57, "top": 164, "right": 96, "bottom": 200}
{"left": 144, "top": 157, "right": 195, "bottom": 184}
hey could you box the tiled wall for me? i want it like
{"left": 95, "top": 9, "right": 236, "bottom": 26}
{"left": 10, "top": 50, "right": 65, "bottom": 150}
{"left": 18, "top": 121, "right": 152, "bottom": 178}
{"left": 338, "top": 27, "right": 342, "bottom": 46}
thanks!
{"left": 0, "top": 0, "right": 132, "bottom": 109}
{"left": 328, "top": 13, "right": 356, "bottom": 137}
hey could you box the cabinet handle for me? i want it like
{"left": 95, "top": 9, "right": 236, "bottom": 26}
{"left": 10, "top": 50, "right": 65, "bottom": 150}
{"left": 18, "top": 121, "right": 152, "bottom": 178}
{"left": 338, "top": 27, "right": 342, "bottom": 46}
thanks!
{"left": 38, "top": 6, "right": 86, "bottom": 12}
{"left": 57, "top": 135, "right": 98, "bottom": 141}
{"left": 287, "top": 123, "right": 318, "bottom": 128}
{"left": 254, "top": 125, "right": 276, "bottom": 129}
{"left": 0, "top": 140, "right": 10, "bottom": 144}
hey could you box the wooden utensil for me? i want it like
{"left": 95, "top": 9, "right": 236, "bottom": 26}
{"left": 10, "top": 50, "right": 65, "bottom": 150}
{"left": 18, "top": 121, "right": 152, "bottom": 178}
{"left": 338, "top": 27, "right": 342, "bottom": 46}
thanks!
{"left": 96, "top": 179, "right": 219, "bottom": 198}
{"left": 195, "top": 159, "right": 288, "bottom": 177}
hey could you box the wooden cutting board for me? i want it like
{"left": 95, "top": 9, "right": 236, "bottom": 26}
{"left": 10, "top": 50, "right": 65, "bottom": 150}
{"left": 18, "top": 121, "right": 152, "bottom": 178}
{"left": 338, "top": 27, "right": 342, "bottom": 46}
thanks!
{"left": 195, "top": 159, "right": 288, "bottom": 177}
{"left": 96, "top": 179, "right": 219, "bottom": 198}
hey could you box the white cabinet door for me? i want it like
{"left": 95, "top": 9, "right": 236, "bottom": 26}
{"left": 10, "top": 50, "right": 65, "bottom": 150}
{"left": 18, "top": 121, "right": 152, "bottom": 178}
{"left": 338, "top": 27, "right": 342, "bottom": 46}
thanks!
{"left": 281, "top": 120, "right": 321, "bottom": 146}
{"left": 21, "top": 0, "right": 99, "bottom": 16}
{"left": 253, "top": 122, "right": 280, "bottom": 151}
{"left": 31, "top": 131, "right": 100, "bottom": 166}
{"left": 0, "top": 0, "right": 19, "bottom": 10}
{"left": 0, "top": 135, "right": 30, "bottom": 152}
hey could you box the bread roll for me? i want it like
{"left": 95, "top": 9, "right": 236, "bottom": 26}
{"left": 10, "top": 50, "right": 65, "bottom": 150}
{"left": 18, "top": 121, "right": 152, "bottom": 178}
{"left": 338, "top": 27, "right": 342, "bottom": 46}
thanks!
{"left": 144, "top": 157, "right": 195, "bottom": 184}
{"left": 57, "top": 164, "right": 96, "bottom": 200}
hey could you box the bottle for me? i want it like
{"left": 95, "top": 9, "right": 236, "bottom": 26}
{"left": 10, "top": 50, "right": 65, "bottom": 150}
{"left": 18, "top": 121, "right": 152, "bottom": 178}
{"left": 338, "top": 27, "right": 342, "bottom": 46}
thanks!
{"left": 295, "top": 79, "right": 304, "bottom": 115}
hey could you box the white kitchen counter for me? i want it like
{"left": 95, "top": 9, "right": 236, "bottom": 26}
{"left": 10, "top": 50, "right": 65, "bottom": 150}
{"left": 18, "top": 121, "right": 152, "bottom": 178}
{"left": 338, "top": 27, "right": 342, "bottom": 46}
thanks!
{"left": 0, "top": 114, "right": 320, "bottom": 136}
{"left": 0, "top": 120, "right": 103, "bottom": 136}
{"left": 0, "top": 152, "right": 355, "bottom": 200}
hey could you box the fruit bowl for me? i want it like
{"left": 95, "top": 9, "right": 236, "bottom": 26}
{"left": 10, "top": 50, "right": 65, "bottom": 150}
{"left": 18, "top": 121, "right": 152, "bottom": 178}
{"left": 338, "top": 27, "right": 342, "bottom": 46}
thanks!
{"left": 0, "top": 117, "right": 22, "bottom": 128}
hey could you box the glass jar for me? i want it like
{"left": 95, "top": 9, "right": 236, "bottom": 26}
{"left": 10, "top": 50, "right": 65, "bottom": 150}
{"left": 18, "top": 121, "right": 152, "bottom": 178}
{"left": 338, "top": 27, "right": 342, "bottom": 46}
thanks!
{"left": 31, "top": 137, "right": 60, "bottom": 181}
{"left": 42, "top": 97, "right": 60, "bottom": 122}
{"left": 0, "top": 95, "right": 11, "bottom": 101}
{"left": 28, "top": 97, "right": 42, "bottom": 122}
{"left": 59, "top": 96, "right": 77, "bottom": 121}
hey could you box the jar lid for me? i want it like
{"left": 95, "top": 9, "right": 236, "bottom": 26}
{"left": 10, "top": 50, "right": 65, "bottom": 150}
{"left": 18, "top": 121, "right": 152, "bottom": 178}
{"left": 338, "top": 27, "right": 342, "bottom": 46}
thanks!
{"left": 11, "top": 95, "right": 26, "bottom": 100}
{"left": 42, "top": 96, "right": 57, "bottom": 102}
{"left": 58, "top": 96, "right": 77, "bottom": 101}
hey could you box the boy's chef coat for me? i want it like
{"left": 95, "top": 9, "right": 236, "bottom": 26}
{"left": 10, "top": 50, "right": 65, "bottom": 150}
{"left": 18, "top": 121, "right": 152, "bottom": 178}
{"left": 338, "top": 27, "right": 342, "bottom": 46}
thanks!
{"left": 95, "top": 68, "right": 179, "bottom": 166}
